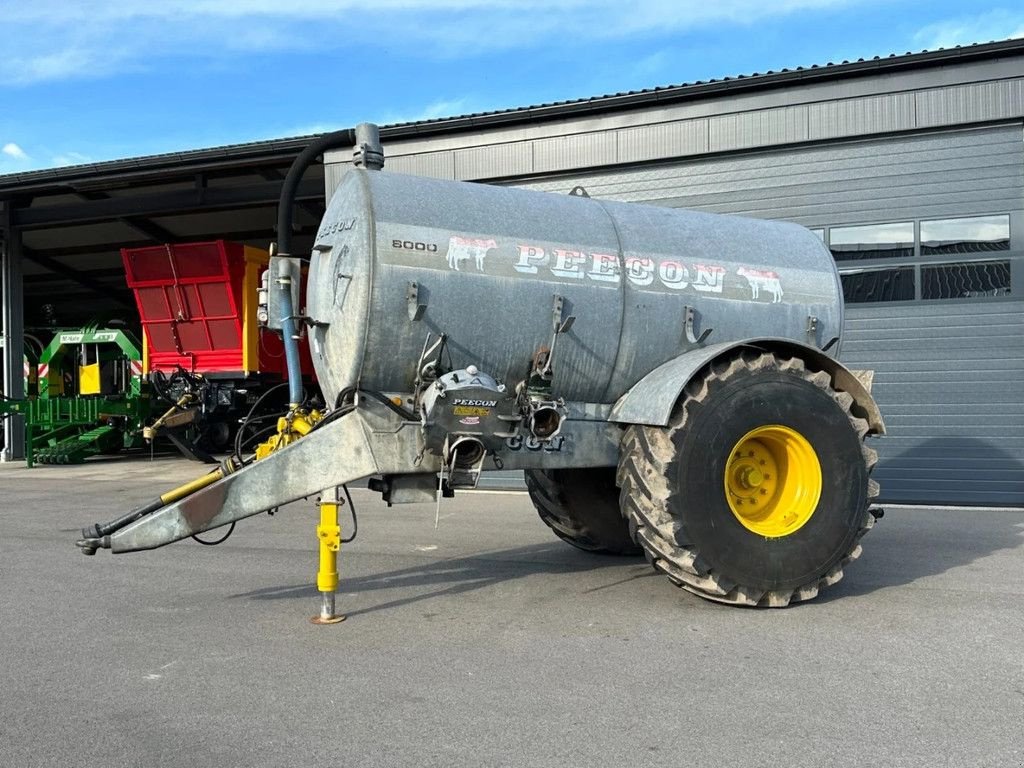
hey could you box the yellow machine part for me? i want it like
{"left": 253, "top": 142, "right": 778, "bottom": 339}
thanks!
{"left": 159, "top": 468, "right": 226, "bottom": 505}
{"left": 316, "top": 501, "right": 341, "bottom": 593}
{"left": 41, "top": 368, "right": 62, "bottom": 397}
{"left": 253, "top": 409, "right": 323, "bottom": 461}
{"left": 242, "top": 246, "right": 270, "bottom": 376}
{"left": 724, "top": 424, "right": 822, "bottom": 538}
{"left": 78, "top": 363, "right": 102, "bottom": 396}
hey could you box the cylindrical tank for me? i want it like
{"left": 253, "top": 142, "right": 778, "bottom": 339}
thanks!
{"left": 306, "top": 170, "right": 842, "bottom": 406}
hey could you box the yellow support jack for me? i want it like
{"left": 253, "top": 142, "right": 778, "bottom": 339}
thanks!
{"left": 311, "top": 489, "right": 346, "bottom": 625}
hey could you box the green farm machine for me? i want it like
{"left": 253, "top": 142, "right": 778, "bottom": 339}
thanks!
{"left": 0, "top": 324, "right": 151, "bottom": 465}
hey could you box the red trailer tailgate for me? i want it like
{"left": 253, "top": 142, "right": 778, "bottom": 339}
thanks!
{"left": 122, "top": 241, "right": 248, "bottom": 374}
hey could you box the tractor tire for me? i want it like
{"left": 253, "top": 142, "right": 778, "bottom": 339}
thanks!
{"left": 617, "top": 351, "right": 881, "bottom": 606}
{"left": 526, "top": 468, "right": 642, "bottom": 555}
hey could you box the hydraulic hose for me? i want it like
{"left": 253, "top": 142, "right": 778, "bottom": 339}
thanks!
{"left": 77, "top": 463, "right": 233, "bottom": 552}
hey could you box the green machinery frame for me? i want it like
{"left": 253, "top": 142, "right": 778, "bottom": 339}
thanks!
{"left": 0, "top": 325, "right": 151, "bottom": 466}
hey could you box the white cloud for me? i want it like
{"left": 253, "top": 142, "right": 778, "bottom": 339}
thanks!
{"left": 381, "top": 98, "right": 474, "bottom": 125}
{"left": 2, "top": 142, "right": 29, "bottom": 160}
{"left": 271, "top": 123, "right": 348, "bottom": 139}
{"left": 619, "top": 50, "right": 674, "bottom": 83}
{"left": 0, "top": 0, "right": 854, "bottom": 85}
{"left": 51, "top": 151, "right": 92, "bottom": 168}
{"left": 264, "top": 99, "right": 477, "bottom": 140}
{"left": 914, "top": 9, "right": 1024, "bottom": 50}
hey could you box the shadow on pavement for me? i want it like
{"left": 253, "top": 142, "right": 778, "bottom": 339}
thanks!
{"left": 821, "top": 504, "right": 1023, "bottom": 602}
{"left": 230, "top": 454, "right": 1024, "bottom": 612}
{"left": 819, "top": 435, "right": 1024, "bottom": 600}
{"left": 230, "top": 543, "right": 653, "bottom": 616}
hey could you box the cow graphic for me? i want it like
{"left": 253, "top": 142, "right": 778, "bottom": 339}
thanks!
{"left": 737, "top": 267, "right": 784, "bottom": 303}
{"left": 445, "top": 236, "right": 497, "bottom": 272}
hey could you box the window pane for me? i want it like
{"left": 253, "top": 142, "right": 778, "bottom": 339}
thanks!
{"left": 809, "top": 228, "right": 825, "bottom": 241}
{"left": 830, "top": 222, "right": 914, "bottom": 261}
{"left": 840, "top": 267, "right": 915, "bottom": 303}
{"left": 920, "top": 215, "right": 1010, "bottom": 255}
{"left": 921, "top": 260, "right": 1011, "bottom": 300}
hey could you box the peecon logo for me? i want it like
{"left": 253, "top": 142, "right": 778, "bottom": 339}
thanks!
{"left": 514, "top": 245, "right": 726, "bottom": 293}
{"left": 392, "top": 228, "right": 788, "bottom": 302}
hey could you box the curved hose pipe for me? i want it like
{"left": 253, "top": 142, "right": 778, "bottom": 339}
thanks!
{"left": 274, "top": 126, "right": 367, "bottom": 412}
{"left": 275, "top": 128, "right": 357, "bottom": 257}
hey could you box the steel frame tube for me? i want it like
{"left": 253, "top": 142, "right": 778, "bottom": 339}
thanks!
{"left": 1, "top": 210, "right": 25, "bottom": 461}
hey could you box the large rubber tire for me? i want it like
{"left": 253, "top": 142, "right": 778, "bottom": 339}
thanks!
{"left": 617, "top": 351, "right": 881, "bottom": 606}
{"left": 526, "top": 468, "right": 642, "bottom": 555}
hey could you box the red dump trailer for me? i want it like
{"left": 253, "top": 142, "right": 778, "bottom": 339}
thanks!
{"left": 122, "top": 241, "right": 315, "bottom": 459}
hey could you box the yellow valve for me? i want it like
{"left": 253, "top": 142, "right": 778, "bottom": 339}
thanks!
{"left": 291, "top": 410, "right": 321, "bottom": 436}
{"left": 311, "top": 498, "right": 345, "bottom": 625}
{"left": 254, "top": 408, "right": 323, "bottom": 461}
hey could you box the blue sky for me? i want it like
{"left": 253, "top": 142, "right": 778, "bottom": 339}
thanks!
{"left": 0, "top": 1, "right": 1021, "bottom": 174}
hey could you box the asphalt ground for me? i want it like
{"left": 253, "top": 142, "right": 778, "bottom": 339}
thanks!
{"left": 1, "top": 456, "right": 1022, "bottom": 768}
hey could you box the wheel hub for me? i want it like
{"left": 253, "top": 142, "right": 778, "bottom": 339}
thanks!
{"left": 724, "top": 425, "right": 822, "bottom": 538}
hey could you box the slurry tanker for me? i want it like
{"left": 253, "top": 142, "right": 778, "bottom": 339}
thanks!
{"left": 78, "top": 124, "right": 884, "bottom": 621}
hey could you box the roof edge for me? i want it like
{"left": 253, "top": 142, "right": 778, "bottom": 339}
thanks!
{"left": 379, "top": 37, "right": 1024, "bottom": 138}
{"left": 2, "top": 37, "right": 1023, "bottom": 194}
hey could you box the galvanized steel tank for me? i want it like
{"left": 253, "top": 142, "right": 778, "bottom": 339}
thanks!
{"left": 306, "top": 170, "right": 842, "bottom": 406}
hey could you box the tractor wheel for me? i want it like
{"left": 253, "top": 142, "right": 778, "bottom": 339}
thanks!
{"left": 617, "top": 351, "right": 881, "bottom": 606}
{"left": 526, "top": 468, "right": 642, "bottom": 555}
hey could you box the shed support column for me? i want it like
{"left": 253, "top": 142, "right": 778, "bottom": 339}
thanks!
{"left": 1, "top": 205, "right": 25, "bottom": 461}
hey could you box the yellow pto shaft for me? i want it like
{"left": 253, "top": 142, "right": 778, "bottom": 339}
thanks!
{"left": 160, "top": 469, "right": 225, "bottom": 505}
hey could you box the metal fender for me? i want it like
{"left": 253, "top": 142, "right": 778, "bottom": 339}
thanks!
{"left": 609, "top": 338, "right": 885, "bottom": 435}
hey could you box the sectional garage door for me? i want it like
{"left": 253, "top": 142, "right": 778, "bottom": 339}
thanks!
{"left": 516, "top": 124, "right": 1024, "bottom": 506}
{"left": 841, "top": 301, "right": 1024, "bottom": 505}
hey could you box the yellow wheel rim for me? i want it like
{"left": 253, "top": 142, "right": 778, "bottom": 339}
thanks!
{"left": 724, "top": 425, "right": 822, "bottom": 538}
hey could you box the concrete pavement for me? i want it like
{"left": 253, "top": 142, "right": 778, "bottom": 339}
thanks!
{"left": 1, "top": 456, "right": 1022, "bottom": 768}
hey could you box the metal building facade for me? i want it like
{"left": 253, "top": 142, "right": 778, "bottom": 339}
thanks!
{"left": 2, "top": 41, "right": 1021, "bottom": 504}
{"left": 327, "top": 45, "right": 1024, "bottom": 506}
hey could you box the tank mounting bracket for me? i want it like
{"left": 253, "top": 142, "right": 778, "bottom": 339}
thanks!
{"left": 684, "top": 306, "right": 713, "bottom": 346}
{"left": 543, "top": 295, "right": 576, "bottom": 377}
{"left": 407, "top": 281, "right": 426, "bottom": 322}
{"left": 806, "top": 315, "right": 820, "bottom": 346}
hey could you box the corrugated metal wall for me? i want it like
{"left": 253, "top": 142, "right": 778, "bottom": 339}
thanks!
{"left": 514, "top": 124, "right": 1022, "bottom": 226}
{"left": 511, "top": 125, "right": 1023, "bottom": 506}
{"left": 841, "top": 301, "right": 1024, "bottom": 505}
{"left": 326, "top": 72, "right": 1024, "bottom": 192}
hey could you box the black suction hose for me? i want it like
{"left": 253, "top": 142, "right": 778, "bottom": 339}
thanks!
{"left": 274, "top": 128, "right": 356, "bottom": 408}
{"left": 275, "top": 128, "right": 356, "bottom": 258}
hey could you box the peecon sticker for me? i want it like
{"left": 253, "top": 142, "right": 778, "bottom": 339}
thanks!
{"left": 453, "top": 406, "right": 491, "bottom": 417}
